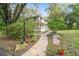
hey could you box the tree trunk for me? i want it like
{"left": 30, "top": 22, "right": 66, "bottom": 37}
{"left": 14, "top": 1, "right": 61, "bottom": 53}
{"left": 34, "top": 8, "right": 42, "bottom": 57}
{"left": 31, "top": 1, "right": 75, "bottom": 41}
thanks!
{"left": 23, "top": 19, "right": 26, "bottom": 42}
{"left": 21, "top": 19, "right": 26, "bottom": 44}
{"left": 5, "top": 21, "right": 9, "bottom": 38}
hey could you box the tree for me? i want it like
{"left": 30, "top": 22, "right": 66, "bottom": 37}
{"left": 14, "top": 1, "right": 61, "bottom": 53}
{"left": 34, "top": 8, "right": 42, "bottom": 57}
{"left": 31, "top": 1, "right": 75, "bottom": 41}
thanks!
{"left": 0, "top": 3, "right": 26, "bottom": 23}
{"left": 21, "top": 4, "right": 40, "bottom": 42}
{"left": 65, "top": 13, "right": 75, "bottom": 29}
{"left": 64, "top": 4, "right": 79, "bottom": 29}
{"left": 48, "top": 18, "right": 66, "bottom": 32}
{"left": 47, "top": 3, "right": 66, "bottom": 32}
{"left": 72, "top": 4, "right": 79, "bottom": 29}
{"left": 0, "top": 3, "right": 26, "bottom": 36}
{"left": 47, "top": 3, "right": 64, "bottom": 20}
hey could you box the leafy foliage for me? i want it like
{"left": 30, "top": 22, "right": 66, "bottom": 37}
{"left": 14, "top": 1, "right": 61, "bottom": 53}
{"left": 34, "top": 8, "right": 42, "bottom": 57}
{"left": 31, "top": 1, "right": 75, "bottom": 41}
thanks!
{"left": 0, "top": 3, "right": 26, "bottom": 37}
{"left": 47, "top": 4, "right": 65, "bottom": 20}
{"left": 25, "top": 20, "right": 37, "bottom": 38}
{"left": 64, "top": 4, "right": 79, "bottom": 29}
{"left": 6, "top": 18, "right": 37, "bottom": 41}
{"left": 48, "top": 18, "right": 66, "bottom": 31}
{"left": 7, "top": 19, "right": 23, "bottom": 40}
{"left": 0, "top": 19, "right": 5, "bottom": 31}
{"left": 47, "top": 4, "right": 66, "bottom": 31}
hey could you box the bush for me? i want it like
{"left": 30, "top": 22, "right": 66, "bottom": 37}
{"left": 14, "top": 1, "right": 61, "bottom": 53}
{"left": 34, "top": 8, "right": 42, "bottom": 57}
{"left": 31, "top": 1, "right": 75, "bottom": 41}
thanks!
{"left": 7, "top": 21, "right": 23, "bottom": 40}
{"left": 47, "top": 18, "right": 66, "bottom": 31}
{"left": 25, "top": 20, "right": 37, "bottom": 38}
{"left": 7, "top": 19, "right": 37, "bottom": 41}
{"left": 72, "top": 23, "right": 78, "bottom": 30}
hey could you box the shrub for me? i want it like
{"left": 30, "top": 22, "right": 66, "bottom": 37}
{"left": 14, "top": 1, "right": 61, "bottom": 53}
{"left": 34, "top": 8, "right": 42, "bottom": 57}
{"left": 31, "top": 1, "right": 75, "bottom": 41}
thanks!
{"left": 47, "top": 18, "right": 66, "bottom": 31}
{"left": 7, "top": 19, "right": 37, "bottom": 41}
{"left": 7, "top": 21, "right": 23, "bottom": 40}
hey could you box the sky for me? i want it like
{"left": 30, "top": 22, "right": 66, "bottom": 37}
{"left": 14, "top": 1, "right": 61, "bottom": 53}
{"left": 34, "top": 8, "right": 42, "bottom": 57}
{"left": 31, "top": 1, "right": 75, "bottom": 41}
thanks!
{"left": 26, "top": 3, "right": 73, "bottom": 17}
{"left": 27, "top": 3, "right": 49, "bottom": 17}
{"left": 38, "top": 4, "right": 48, "bottom": 16}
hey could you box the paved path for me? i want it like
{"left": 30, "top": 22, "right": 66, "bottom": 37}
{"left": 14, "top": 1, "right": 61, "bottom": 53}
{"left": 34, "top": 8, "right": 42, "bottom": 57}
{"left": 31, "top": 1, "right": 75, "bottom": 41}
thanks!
{"left": 22, "top": 32, "right": 48, "bottom": 56}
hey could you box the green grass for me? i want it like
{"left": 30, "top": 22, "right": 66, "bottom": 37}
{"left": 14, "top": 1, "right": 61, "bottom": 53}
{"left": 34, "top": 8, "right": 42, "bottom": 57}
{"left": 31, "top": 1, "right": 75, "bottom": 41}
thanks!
{"left": 46, "top": 30, "right": 79, "bottom": 56}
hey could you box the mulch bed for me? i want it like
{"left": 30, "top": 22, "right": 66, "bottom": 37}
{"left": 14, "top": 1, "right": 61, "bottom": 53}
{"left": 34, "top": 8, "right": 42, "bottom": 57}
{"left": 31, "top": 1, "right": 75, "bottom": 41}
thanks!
{"left": 0, "top": 36, "right": 40, "bottom": 56}
{"left": 13, "top": 40, "right": 38, "bottom": 56}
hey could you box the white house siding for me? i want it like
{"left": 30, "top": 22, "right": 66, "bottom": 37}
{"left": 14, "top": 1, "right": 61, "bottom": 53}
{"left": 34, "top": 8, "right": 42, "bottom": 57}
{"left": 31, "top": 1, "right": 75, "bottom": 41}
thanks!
{"left": 35, "top": 17, "right": 48, "bottom": 32}
{"left": 40, "top": 25, "right": 47, "bottom": 32}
